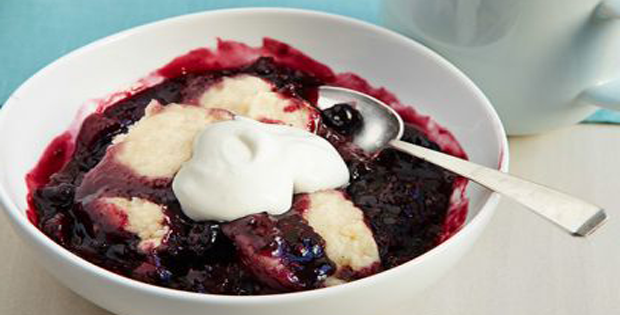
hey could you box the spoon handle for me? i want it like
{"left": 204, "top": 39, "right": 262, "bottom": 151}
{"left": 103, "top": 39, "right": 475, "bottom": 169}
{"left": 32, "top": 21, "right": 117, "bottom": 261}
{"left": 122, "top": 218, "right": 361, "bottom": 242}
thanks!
{"left": 390, "top": 140, "right": 607, "bottom": 236}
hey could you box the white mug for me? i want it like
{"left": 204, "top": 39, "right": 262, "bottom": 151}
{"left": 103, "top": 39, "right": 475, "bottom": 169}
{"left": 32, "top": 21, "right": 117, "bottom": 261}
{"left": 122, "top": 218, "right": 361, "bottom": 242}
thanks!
{"left": 382, "top": 0, "right": 620, "bottom": 135}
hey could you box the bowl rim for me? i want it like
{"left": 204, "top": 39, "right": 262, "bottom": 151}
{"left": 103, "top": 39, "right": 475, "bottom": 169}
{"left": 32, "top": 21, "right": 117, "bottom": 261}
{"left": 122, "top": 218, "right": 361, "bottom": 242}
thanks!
{"left": 0, "top": 7, "right": 509, "bottom": 303}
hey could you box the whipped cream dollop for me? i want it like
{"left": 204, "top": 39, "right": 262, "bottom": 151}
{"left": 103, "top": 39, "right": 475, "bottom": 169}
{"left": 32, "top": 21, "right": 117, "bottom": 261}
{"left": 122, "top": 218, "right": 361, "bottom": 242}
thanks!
{"left": 172, "top": 118, "right": 350, "bottom": 221}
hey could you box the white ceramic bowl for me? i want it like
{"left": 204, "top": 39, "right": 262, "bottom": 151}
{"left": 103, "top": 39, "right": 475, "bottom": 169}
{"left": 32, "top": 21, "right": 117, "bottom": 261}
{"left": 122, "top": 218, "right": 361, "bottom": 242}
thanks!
{"left": 0, "top": 8, "right": 508, "bottom": 315}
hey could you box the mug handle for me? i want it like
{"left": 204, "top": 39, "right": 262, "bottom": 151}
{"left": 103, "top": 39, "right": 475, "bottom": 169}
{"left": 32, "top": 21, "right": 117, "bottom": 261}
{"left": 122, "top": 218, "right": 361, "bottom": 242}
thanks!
{"left": 596, "top": 0, "right": 620, "bottom": 18}
{"left": 579, "top": 0, "right": 620, "bottom": 109}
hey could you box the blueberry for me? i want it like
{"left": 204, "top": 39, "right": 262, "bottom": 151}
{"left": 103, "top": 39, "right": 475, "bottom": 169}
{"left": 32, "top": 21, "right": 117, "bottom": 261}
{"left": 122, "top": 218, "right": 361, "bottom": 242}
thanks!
{"left": 38, "top": 182, "right": 75, "bottom": 209}
{"left": 186, "top": 224, "right": 219, "bottom": 256}
{"left": 315, "top": 263, "right": 334, "bottom": 279}
{"left": 321, "top": 103, "right": 364, "bottom": 136}
{"left": 250, "top": 57, "right": 276, "bottom": 75}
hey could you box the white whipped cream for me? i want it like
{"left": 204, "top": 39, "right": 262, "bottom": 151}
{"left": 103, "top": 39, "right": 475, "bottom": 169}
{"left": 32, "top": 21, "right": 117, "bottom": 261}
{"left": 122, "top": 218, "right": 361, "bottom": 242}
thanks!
{"left": 172, "top": 118, "right": 350, "bottom": 221}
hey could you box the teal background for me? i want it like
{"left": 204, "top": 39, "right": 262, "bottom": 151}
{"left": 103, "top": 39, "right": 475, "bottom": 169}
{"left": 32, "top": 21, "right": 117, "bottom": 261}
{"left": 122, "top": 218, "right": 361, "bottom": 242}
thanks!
{"left": 0, "top": 0, "right": 615, "bottom": 123}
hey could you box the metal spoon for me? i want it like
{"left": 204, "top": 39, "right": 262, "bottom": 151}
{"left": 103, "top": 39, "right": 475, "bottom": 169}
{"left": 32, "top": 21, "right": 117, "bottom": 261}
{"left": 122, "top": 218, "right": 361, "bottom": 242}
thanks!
{"left": 318, "top": 86, "right": 607, "bottom": 236}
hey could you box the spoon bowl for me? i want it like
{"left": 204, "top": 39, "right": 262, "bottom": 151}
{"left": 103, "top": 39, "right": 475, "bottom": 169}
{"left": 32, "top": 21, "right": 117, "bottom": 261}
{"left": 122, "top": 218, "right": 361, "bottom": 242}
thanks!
{"left": 318, "top": 86, "right": 403, "bottom": 152}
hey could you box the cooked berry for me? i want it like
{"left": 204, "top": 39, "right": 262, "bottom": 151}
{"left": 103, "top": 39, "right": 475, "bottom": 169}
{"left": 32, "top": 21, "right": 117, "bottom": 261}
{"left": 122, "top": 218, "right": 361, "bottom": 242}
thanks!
{"left": 321, "top": 103, "right": 364, "bottom": 136}
{"left": 37, "top": 182, "right": 74, "bottom": 210}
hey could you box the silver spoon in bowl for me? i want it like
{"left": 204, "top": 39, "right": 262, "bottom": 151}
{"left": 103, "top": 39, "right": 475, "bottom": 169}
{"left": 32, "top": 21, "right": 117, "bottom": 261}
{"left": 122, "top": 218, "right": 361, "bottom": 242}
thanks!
{"left": 318, "top": 86, "right": 607, "bottom": 237}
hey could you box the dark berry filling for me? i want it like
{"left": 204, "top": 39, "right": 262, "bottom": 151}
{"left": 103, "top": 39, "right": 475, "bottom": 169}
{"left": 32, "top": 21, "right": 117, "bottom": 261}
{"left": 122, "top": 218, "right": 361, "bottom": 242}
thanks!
{"left": 347, "top": 126, "right": 455, "bottom": 268}
{"left": 222, "top": 212, "right": 335, "bottom": 291}
{"left": 26, "top": 39, "right": 467, "bottom": 295}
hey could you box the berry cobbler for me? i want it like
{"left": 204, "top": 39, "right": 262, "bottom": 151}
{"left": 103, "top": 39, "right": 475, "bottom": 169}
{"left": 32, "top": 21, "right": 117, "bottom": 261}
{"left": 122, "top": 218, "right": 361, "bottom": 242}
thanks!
{"left": 27, "top": 38, "right": 469, "bottom": 295}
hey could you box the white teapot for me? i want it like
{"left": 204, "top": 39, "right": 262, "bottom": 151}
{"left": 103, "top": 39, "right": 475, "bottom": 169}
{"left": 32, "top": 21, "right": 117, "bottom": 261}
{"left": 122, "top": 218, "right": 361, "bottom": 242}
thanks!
{"left": 383, "top": 0, "right": 620, "bottom": 135}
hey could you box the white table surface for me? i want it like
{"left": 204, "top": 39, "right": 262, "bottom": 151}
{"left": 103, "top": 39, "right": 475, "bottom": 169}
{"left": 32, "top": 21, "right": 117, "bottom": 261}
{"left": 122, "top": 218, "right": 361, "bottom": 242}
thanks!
{"left": 1, "top": 124, "right": 619, "bottom": 315}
